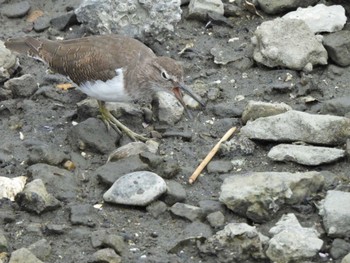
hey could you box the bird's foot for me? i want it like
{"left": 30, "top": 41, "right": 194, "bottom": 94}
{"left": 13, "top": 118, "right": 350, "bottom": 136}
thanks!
{"left": 98, "top": 102, "right": 148, "bottom": 142}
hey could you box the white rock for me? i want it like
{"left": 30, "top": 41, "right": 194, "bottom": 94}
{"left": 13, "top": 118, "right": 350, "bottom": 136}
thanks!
{"left": 0, "top": 40, "right": 18, "bottom": 82}
{"left": 266, "top": 213, "right": 323, "bottom": 262}
{"left": 0, "top": 176, "right": 27, "bottom": 201}
{"left": 268, "top": 144, "right": 345, "bottom": 165}
{"left": 189, "top": 0, "right": 224, "bottom": 17}
{"left": 103, "top": 171, "right": 167, "bottom": 206}
{"left": 283, "top": 4, "right": 347, "bottom": 33}
{"left": 319, "top": 190, "right": 350, "bottom": 237}
{"left": 153, "top": 91, "right": 184, "bottom": 125}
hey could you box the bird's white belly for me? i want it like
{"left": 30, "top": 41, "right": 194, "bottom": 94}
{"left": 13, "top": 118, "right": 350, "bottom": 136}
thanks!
{"left": 79, "top": 68, "right": 132, "bottom": 102}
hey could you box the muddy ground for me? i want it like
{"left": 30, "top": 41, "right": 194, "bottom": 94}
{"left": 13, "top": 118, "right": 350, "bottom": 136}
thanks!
{"left": 1, "top": 0, "right": 350, "bottom": 262}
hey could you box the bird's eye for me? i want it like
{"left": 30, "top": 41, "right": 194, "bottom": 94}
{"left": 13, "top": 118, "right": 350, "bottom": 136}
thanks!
{"left": 161, "top": 71, "right": 169, "bottom": 80}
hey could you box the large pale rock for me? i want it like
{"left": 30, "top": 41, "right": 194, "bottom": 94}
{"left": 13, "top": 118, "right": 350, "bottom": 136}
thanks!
{"left": 219, "top": 171, "right": 324, "bottom": 222}
{"left": 319, "top": 190, "right": 350, "bottom": 237}
{"left": 241, "top": 110, "right": 350, "bottom": 146}
{"left": 257, "top": 0, "right": 319, "bottom": 15}
{"left": 251, "top": 18, "right": 328, "bottom": 71}
{"left": 75, "top": 0, "right": 182, "bottom": 39}
{"left": 0, "top": 41, "right": 18, "bottom": 82}
{"left": 266, "top": 213, "right": 323, "bottom": 262}
{"left": 268, "top": 144, "right": 345, "bottom": 165}
{"left": 198, "top": 223, "right": 267, "bottom": 262}
{"left": 283, "top": 4, "right": 347, "bottom": 33}
{"left": 0, "top": 176, "right": 27, "bottom": 201}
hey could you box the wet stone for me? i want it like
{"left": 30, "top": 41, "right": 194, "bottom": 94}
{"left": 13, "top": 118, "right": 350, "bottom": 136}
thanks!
{"left": 103, "top": 171, "right": 167, "bottom": 206}
{"left": 70, "top": 204, "right": 96, "bottom": 227}
{"left": 91, "top": 248, "right": 121, "bottom": 263}
{"left": 321, "top": 96, "right": 350, "bottom": 116}
{"left": 198, "top": 200, "right": 225, "bottom": 215}
{"left": 26, "top": 141, "right": 68, "bottom": 165}
{"left": 206, "top": 211, "right": 225, "bottom": 228}
{"left": 207, "top": 160, "right": 232, "bottom": 173}
{"left": 170, "top": 203, "right": 203, "bottom": 222}
{"left": 50, "top": 11, "right": 78, "bottom": 31}
{"left": 2, "top": 1, "right": 31, "bottom": 18}
{"left": 4, "top": 74, "right": 38, "bottom": 98}
{"left": 146, "top": 201, "right": 168, "bottom": 218}
{"left": 15, "top": 179, "right": 61, "bottom": 214}
{"left": 163, "top": 180, "right": 186, "bottom": 206}
{"left": 28, "top": 239, "right": 52, "bottom": 261}
{"left": 156, "top": 159, "right": 181, "bottom": 179}
{"left": 330, "top": 239, "right": 350, "bottom": 260}
{"left": 33, "top": 16, "right": 51, "bottom": 32}
{"left": 44, "top": 224, "right": 69, "bottom": 235}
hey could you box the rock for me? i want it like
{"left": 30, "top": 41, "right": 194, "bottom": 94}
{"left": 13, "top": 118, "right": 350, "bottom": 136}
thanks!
{"left": 210, "top": 41, "right": 247, "bottom": 65}
{"left": 44, "top": 224, "right": 69, "bottom": 235}
{"left": 33, "top": 16, "right": 51, "bottom": 32}
{"left": 68, "top": 117, "right": 120, "bottom": 154}
{"left": 206, "top": 211, "right": 225, "bottom": 228}
{"left": 8, "top": 248, "right": 43, "bottom": 263}
{"left": 101, "top": 234, "right": 126, "bottom": 255}
{"left": 170, "top": 202, "right": 203, "bottom": 221}
{"left": 251, "top": 18, "right": 328, "bottom": 71}
{"left": 343, "top": 253, "right": 350, "bottom": 263}
{"left": 241, "top": 110, "right": 350, "bottom": 146}
{"left": 0, "top": 231, "right": 8, "bottom": 252}
{"left": 153, "top": 91, "right": 184, "bottom": 125}
{"left": 26, "top": 141, "right": 68, "bottom": 165}
{"left": 4, "top": 74, "right": 37, "bottom": 98}
{"left": 184, "top": 221, "right": 213, "bottom": 238}
{"left": 91, "top": 248, "right": 121, "bottom": 263}
{"left": 256, "top": 0, "right": 319, "bottom": 15}
{"left": 198, "top": 223, "right": 266, "bottom": 262}
{"left": 220, "top": 171, "right": 324, "bottom": 222}
{"left": 207, "top": 160, "right": 232, "bottom": 173}
{"left": 28, "top": 164, "right": 77, "bottom": 201}
{"left": 15, "top": 179, "right": 61, "bottom": 214}
{"left": 95, "top": 155, "right": 150, "bottom": 185}
{"left": 324, "top": 31, "right": 350, "bottom": 67}
{"left": 0, "top": 41, "right": 18, "bottom": 82}
{"left": 188, "top": 0, "right": 224, "bottom": 20}
{"left": 106, "top": 142, "right": 152, "bottom": 162}
{"left": 2, "top": 1, "right": 31, "bottom": 18}
{"left": 27, "top": 239, "right": 52, "bottom": 261}
{"left": 321, "top": 96, "right": 350, "bottom": 116}
{"left": 198, "top": 200, "right": 225, "bottom": 215}
{"left": 241, "top": 100, "right": 292, "bottom": 124}
{"left": 146, "top": 201, "right": 168, "bottom": 218}
{"left": 266, "top": 213, "right": 323, "bottom": 263}
{"left": 330, "top": 239, "right": 350, "bottom": 260}
{"left": 319, "top": 190, "right": 350, "bottom": 237}
{"left": 75, "top": 0, "right": 182, "bottom": 40}
{"left": 163, "top": 180, "right": 186, "bottom": 206}
{"left": 268, "top": 144, "right": 345, "bottom": 166}
{"left": 220, "top": 135, "right": 255, "bottom": 156}
{"left": 50, "top": 11, "right": 78, "bottom": 31}
{"left": 0, "top": 176, "right": 27, "bottom": 201}
{"left": 103, "top": 171, "right": 167, "bottom": 206}
{"left": 69, "top": 204, "right": 96, "bottom": 227}
{"left": 283, "top": 4, "right": 346, "bottom": 33}
{"left": 209, "top": 102, "right": 243, "bottom": 118}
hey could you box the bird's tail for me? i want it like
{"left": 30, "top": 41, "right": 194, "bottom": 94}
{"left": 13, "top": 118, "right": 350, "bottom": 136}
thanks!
{"left": 5, "top": 37, "right": 43, "bottom": 59}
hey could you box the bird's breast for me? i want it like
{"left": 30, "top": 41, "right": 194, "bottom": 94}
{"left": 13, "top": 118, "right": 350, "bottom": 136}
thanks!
{"left": 78, "top": 68, "right": 132, "bottom": 102}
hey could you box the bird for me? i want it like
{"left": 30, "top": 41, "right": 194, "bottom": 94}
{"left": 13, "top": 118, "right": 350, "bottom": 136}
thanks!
{"left": 4, "top": 34, "right": 205, "bottom": 141}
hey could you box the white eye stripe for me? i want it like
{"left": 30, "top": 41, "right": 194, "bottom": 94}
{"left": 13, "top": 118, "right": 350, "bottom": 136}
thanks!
{"left": 161, "top": 71, "right": 169, "bottom": 80}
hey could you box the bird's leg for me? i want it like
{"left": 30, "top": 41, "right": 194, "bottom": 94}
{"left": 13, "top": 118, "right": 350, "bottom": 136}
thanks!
{"left": 97, "top": 101, "right": 148, "bottom": 142}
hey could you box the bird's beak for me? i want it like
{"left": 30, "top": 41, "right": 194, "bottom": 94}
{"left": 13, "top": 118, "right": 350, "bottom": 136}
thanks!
{"left": 172, "top": 84, "right": 205, "bottom": 118}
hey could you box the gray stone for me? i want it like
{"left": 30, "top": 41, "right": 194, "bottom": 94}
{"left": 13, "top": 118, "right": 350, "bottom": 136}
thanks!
{"left": 324, "top": 31, "right": 350, "bottom": 67}
{"left": 106, "top": 142, "right": 151, "bottom": 162}
{"left": 28, "top": 163, "right": 77, "bottom": 201}
{"left": 2, "top": 1, "right": 31, "bottom": 18}
{"left": 68, "top": 118, "right": 120, "bottom": 154}
{"left": 198, "top": 223, "right": 266, "bottom": 262}
{"left": 102, "top": 234, "right": 126, "bottom": 255}
{"left": 146, "top": 201, "right": 168, "bottom": 218}
{"left": 241, "top": 110, "right": 350, "bottom": 146}
{"left": 153, "top": 91, "right": 184, "bottom": 125}
{"left": 268, "top": 144, "right": 345, "bottom": 166}
{"left": 103, "top": 171, "right": 167, "bottom": 206}
{"left": 207, "top": 160, "right": 232, "bottom": 173}
{"left": 283, "top": 4, "right": 346, "bottom": 33}
{"left": 15, "top": 179, "right": 61, "bottom": 214}
{"left": 33, "top": 16, "right": 51, "bottom": 32}
{"left": 44, "top": 224, "right": 69, "bottom": 235}
{"left": 319, "top": 190, "right": 350, "bottom": 237}
{"left": 207, "top": 211, "right": 225, "bottom": 228}
{"left": 0, "top": 231, "right": 8, "bottom": 252}
{"left": 220, "top": 135, "right": 255, "bottom": 156}
{"left": 95, "top": 155, "right": 150, "bottom": 185}
{"left": 330, "top": 239, "right": 350, "bottom": 260}
{"left": 342, "top": 253, "right": 350, "bottom": 263}
{"left": 321, "top": 96, "right": 350, "bottom": 116}
{"left": 198, "top": 200, "right": 225, "bottom": 215}
{"left": 91, "top": 248, "right": 121, "bottom": 263}
{"left": 189, "top": 0, "right": 224, "bottom": 19}
{"left": 4, "top": 74, "right": 37, "bottom": 98}
{"left": 75, "top": 0, "right": 182, "bottom": 40}
{"left": 220, "top": 171, "right": 324, "bottom": 222}
{"left": 266, "top": 213, "right": 323, "bottom": 263}
{"left": 91, "top": 229, "right": 108, "bottom": 248}
{"left": 50, "top": 11, "right": 77, "bottom": 31}
{"left": 163, "top": 180, "right": 186, "bottom": 205}
{"left": 0, "top": 41, "right": 18, "bottom": 82}
{"left": 184, "top": 221, "right": 213, "bottom": 238}
{"left": 70, "top": 204, "right": 96, "bottom": 227}
{"left": 28, "top": 239, "right": 52, "bottom": 261}
{"left": 170, "top": 202, "right": 203, "bottom": 222}
{"left": 241, "top": 100, "right": 292, "bottom": 124}
{"left": 210, "top": 102, "right": 243, "bottom": 118}
{"left": 26, "top": 141, "right": 68, "bottom": 165}
{"left": 252, "top": 18, "right": 328, "bottom": 71}
{"left": 8, "top": 248, "right": 43, "bottom": 263}
{"left": 256, "top": 0, "right": 319, "bottom": 15}
{"left": 210, "top": 41, "right": 247, "bottom": 65}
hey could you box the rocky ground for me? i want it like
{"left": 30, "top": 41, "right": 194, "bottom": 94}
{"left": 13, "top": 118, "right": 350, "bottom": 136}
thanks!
{"left": 1, "top": 0, "right": 350, "bottom": 262}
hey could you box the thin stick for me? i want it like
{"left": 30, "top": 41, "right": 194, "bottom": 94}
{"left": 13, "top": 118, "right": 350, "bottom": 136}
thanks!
{"left": 189, "top": 127, "right": 237, "bottom": 184}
